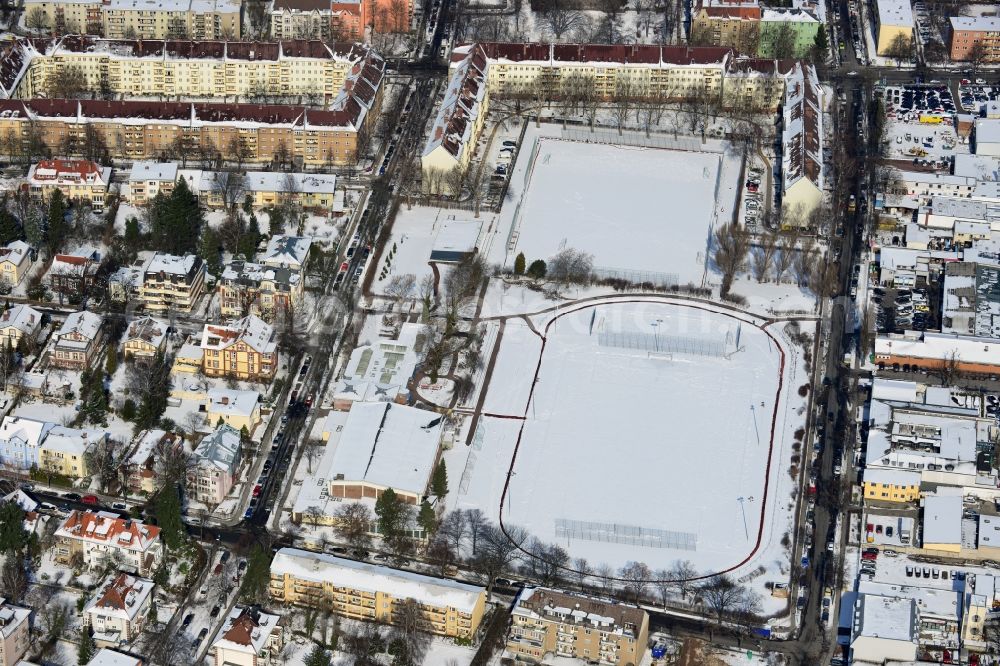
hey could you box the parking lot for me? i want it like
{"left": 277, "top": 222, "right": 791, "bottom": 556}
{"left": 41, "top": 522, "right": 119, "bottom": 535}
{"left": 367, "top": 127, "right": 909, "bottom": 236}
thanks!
{"left": 741, "top": 163, "right": 767, "bottom": 232}
{"left": 912, "top": 2, "right": 946, "bottom": 55}
{"left": 872, "top": 286, "right": 936, "bottom": 334}
{"left": 883, "top": 85, "right": 956, "bottom": 119}
{"left": 959, "top": 79, "right": 1000, "bottom": 113}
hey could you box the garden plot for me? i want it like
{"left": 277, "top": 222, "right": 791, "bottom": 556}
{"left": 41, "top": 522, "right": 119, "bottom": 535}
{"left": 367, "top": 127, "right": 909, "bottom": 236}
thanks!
{"left": 487, "top": 130, "right": 742, "bottom": 288}
{"left": 456, "top": 297, "right": 800, "bottom": 581}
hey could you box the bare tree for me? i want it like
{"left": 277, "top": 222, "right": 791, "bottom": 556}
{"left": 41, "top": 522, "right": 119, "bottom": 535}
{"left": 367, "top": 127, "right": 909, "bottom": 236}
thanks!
{"left": 437, "top": 510, "right": 467, "bottom": 555}
{"left": 772, "top": 228, "right": 798, "bottom": 282}
{"left": 711, "top": 222, "right": 750, "bottom": 296}
{"left": 86, "top": 437, "right": 127, "bottom": 494}
{"left": 548, "top": 247, "right": 594, "bottom": 284}
{"left": 538, "top": 5, "right": 586, "bottom": 40}
{"left": 212, "top": 171, "right": 247, "bottom": 212}
{"left": 750, "top": 235, "right": 777, "bottom": 283}
{"left": 384, "top": 273, "right": 416, "bottom": 309}
{"left": 0, "top": 552, "right": 29, "bottom": 603}
{"left": 392, "top": 598, "right": 432, "bottom": 664}
{"left": 304, "top": 440, "right": 323, "bottom": 474}
{"left": 334, "top": 503, "right": 373, "bottom": 556}
{"left": 669, "top": 560, "right": 698, "bottom": 600}
{"left": 940, "top": 349, "right": 962, "bottom": 385}
{"left": 572, "top": 557, "right": 593, "bottom": 589}
{"left": 700, "top": 574, "right": 743, "bottom": 626}
{"left": 618, "top": 561, "right": 651, "bottom": 603}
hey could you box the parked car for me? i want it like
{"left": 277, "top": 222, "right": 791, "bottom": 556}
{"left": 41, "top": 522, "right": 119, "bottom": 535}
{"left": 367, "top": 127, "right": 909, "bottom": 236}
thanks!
{"left": 64, "top": 492, "right": 81, "bottom": 501}
{"left": 181, "top": 613, "right": 194, "bottom": 627}
{"left": 81, "top": 495, "right": 99, "bottom": 505}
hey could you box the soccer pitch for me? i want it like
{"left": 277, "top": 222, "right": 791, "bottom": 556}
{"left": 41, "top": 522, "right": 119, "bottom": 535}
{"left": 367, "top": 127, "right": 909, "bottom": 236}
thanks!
{"left": 474, "top": 299, "right": 793, "bottom": 578}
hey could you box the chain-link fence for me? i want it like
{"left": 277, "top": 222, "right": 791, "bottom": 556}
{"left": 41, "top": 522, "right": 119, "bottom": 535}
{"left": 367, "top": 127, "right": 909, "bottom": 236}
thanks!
{"left": 554, "top": 518, "right": 698, "bottom": 551}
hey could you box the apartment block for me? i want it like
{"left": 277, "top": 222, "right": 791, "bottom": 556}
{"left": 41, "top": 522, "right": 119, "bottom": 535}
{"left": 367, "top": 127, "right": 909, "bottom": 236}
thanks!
{"left": 0, "top": 415, "right": 102, "bottom": 478}
{"left": 862, "top": 468, "right": 922, "bottom": 503}
{"left": 269, "top": 548, "right": 486, "bottom": 639}
{"left": 27, "top": 159, "right": 112, "bottom": 212}
{"left": 23, "top": 0, "right": 240, "bottom": 39}
{"left": 12, "top": 37, "right": 379, "bottom": 105}
{"left": 83, "top": 572, "right": 153, "bottom": 648}
{"left": 220, "top": 261, "right": 301, "bottom": 322}
{"left": 54, "top": 510, "right": 163, "bottom": 576}
{"left": 200, "top": 314, "right": 278, "bottom": 381}
{"left": 422, "top": 42, "right": 796, "bottom": 193}
{"left": 139, "top": 253, "right": 206, "bottom": 314}
{"left": 126, "top": 162, "right": 178, "bottom": 206}
{"left": 691, "top": 0, "right": 761, "bottom": 52}
{"left": 507, "top": 588, "right": 649, "bottom": 666}
{"left": 874, "top": 0, "right": 914, "bottom": 56}
{"left": 950, "top": 17, "right": 1000, "bottom": 63}
{"left": 0, "top": 599, "right": 31, "bottom": 666}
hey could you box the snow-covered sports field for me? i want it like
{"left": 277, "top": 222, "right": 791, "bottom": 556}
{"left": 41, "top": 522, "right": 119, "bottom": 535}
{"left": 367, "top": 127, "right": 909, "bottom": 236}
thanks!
{"left": 450, "top": 297, "right": 801, "bottom": 581}
{"left": 488, "top": 130, "right": 742, "bottom": 286}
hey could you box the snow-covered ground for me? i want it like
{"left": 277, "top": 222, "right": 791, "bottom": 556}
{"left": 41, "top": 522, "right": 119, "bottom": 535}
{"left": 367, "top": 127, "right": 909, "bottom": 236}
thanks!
{"left": 370, "top": 205, "right": 450, "bottom": 294}
{"left": 448, "top": 295, "right": 809, "bottom": 610}
{"left": 483, "top": 125, "right": 742, "bottom": 287}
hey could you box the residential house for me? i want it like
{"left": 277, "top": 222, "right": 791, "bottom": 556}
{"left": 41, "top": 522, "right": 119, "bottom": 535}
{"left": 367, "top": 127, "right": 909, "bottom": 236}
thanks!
{"left": 108, "top": 263, "right": 144, "bottom": 304}
{"left": 51, "top": 310, "right": 104, "bottom": 370}
{"left": 54, "top": 510, "right": 163, "bottom": 576}
{"left": 0, "top": 304, "right": 42, "bottom": 349}
{"left": 262, "top": 235, "right": 312, "bottom": 271}
{"left": 139, "top": 253, "right": 206, "bottom": 314}
{"left": 209, "top": 606, "right": 284, "bottom": 666}
{"left": 0, "top": 598, "right": 31, "bottom": 666}
{"left": 200, "top": 315, "right": 278, "bottom": 381}
{"left": 27, "top": 159, "right": 112, "bottom": 212}
{"left": 0, "top": 241, "right": 33, "bottom": 287}
{"left": 122, "top": 317, "right": 168, "bottom": 361}
{"left": 125, "top": 430, "right": 178, "bottom": 497}
{"left": 87, "top": 649, "right": 144, "bottom": 666}
{"left": 187, "top": 424, "right": 242, "bottom": 507}
{"left": 269, "top": 548, "right": 486, "bottom": 638}
{"left": 172, "top": 339, "right": 204, "bottom": 374}
{"left": 219, "top": 261, "right": 302, "bottom": 322}
{"left": 507, "top": 588, "right": 649, "bottom": 666}
{"left": 206, "top": 389, "right": 261, "bottom": 432}
{"left": 0, "top": 415, "right": 101, "bottom": 478}
{"left": 198, "top": 172, "right": 336, "bottom": 210}
{"left": 126, "top": 162, "right": 178, "bottom": 205}
{"left": 83, "top": 573, "right": 153, "bottom": 648}
{"left": 48, "top": 246, "right": 100, "bottom": 298}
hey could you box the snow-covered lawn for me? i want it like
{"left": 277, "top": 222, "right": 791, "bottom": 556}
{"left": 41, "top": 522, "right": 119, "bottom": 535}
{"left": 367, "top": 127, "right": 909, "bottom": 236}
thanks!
{"left": 484, "top": 126, "right": 742, "bottom": 287}
{"left": 370, "top": 205, "right": 452, "bottom": 295}
{"left": 449, "top": 296, "right": 808, "bottom": 612}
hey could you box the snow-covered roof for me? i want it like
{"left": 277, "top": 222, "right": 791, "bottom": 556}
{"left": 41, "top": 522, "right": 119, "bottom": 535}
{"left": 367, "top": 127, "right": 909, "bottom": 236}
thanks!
{"left": 56, "top": 510, "right": 161, "bottom": 552}
{"left": 422, "top": 44, "right": 489, "bottom": 164}
{"left": 0, "top": 304, "right": 41, "bottom": 336}
{"left": 854, "top": 593, "right": 916, "bottom": 642}
{"left": 245, "top": 171, "right": 336, "bottom": 195}
{"left": 871, "top": 378, "right": 918, "bottom": 402}
{"left": 44, "top": 424, "right": 101, "bottom": 457}
{"left": 86, "top": 649, "right": 143, "bottom": 666}
{"left": 263, "top": 235, "right": 312, "bottom": 268}
{"left": 0, "top": 600, "right": 31, "bottom": 640}
{"left": 221, "top": 260, "right": 300, "bottom": 291}
{"left": 142, "top": 252, "right": 203, "bottom": 278}
{"left": 327, "top": 402, "right": 442, "bottom": 496}
{"left": 923, "top": 493, "right": 962, "bottom": 545}
{"left": 761, "top": 7, "right": 818, "bottom": 22}
{"left": 28, "top": 159, "right": 111, "bottom": 188}
{"left": 977, "top": 118, "right": 1000, "bottom": 148}
{"left": 862, "top": 467, "right": 920, "bottom": 487}
{"left": 513, "top": 588, "right": 645, "bottom": 635}
{"left": 979, "top": 514, "right": 1000, "bottom": 549}
{"left": 201, "top": 315, "right": 276, "bottom": 354}
{"left": 342, "top": 322, "right": 422, "bottom": 387}
{"left": 876, "top": 0, "right": 913, "bottom": 29}
{"left": 953, "top": 154, "right": 1000, "bottom": 182}
{"left": 875, "top": 330, "right": 1000, "bottom": 366}
{"left": 128, "top": 161, "right": 178, "bottom": 183}
{"left": 84, "top": 572, "right": 153, "bottom": 623}
{"left": 55, "top": 310, "right": 103, "bottom": 342}
{"left": 950, "top": 16, "right": 1000, "bottom": 32}
{"left": 432, "top": 220, "right": 481, "bottom": 256}
{"left": 3, "top": 488, "right": 37, "bottom": 512}
{"left": 212, "top": 606, "right": 281, "bottom": 655}
{"left": 0, "top": 240, "right": 31, "bottom": 268}
{"left": 194, "top": 424, "right": 242, "bottom": 473}
{"left": 781, "top": 62, "right": 823, "bottom": 194}
{"left": 271, "top": 548, "right": 484, "bottom": 613}
{"left": 207, "top": 389, "right": 260, "bottom": 418}
{"left": 125, "top": 316, "right": 167, "bottom": 350}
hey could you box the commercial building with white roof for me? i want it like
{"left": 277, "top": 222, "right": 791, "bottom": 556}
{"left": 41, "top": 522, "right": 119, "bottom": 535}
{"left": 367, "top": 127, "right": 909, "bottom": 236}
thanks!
{"left": 922, "top": 493, "right": 964, "bottom": 552}
{"left": 976, "top": 118, "right": 1000, "bottom": 157}
{"left": 332, "top": 322, "right": 423, "bottom": 410}
{"left": 269, "top": 548, "right": 486, "bottom": 638}
{"left": 874, "top": 0, "right": 914, "bottom": 56}
{"left": 851, "top": 593, "right": 918, "bottom": 663}
{"left": 86, "top": 649, "right": 143, "bottom": 666}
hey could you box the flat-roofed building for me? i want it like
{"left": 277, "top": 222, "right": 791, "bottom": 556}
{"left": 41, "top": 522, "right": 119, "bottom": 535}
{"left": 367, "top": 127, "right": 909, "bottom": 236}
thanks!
{"left": 862, "top": 468, "right": 921, "bottom": 504}
{"left": 922, "top": 493, "right": 963, "bottom": 553}
{"left": 874, "top": 0, "right": 914, "bottom": 56}
{"left": 850, "top": 593, "right": 919, "bottom": 663}
{"left": 139, "top": 253, "right": 205, "bottom": 314}
{"left": 507, "top": 588, "right": 649, "bottom": 666}
{"left": 126, "top": 162, "right": 178, "bottom": 205}
{"left": 949, "top": 16, "right": 1000, "bottom": 63}
{"left": 269, "top": 548, "right": 486, "bottom": 638}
